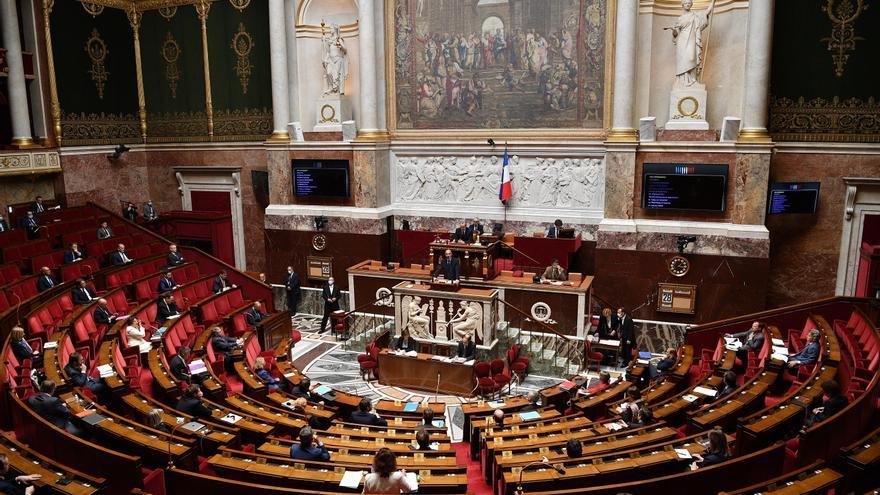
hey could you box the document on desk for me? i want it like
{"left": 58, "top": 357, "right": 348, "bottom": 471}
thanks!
{"left": 772, "top": 352, "right": 789, "bottom": 363}
{"left": 314, "top": 385, "right": 332, "bottom": 396}
{"left": 771, "top": 338, "right": 785, "bottom": 347}
{"left": 97, "top": 364, "right": 115, "bottom": 378}
{"left": 188, "top": 360, "right": 208, "bottom": 375}
{"left": 403, "top": 402, "right": 419, "bottom": 412}
{"left": 519, "top": 411, "right": 541, "bottom": 421}
{"left": 598, "top": 339, "right": 620, "bottom": 346}
{"left": 43, "top": 341, "right": 58, "bottom": 350}
{"left": 693, "top": 386, "right": 718, "bottom": 397}
{"left": 338, "top": 470, "right": 363, "bottom": 489}
{"left": 219, "top": 413, "right": 242, "bottom": 424}
{"left": 464, "top": 360, "right": 475, "bottom": 366}
{"left": 404, "top": 472, "right": 419, "bottom": 491}
{"left": 405, "top": 350, "right": 418, "bottom": 357}
{"left": 772, "top": 346, "right": 789, "bottom": 355}
{"left": 675, "top": 448, "right": 692, "bottom": 459}
{"left": 487, "top": 400, "right": 506, "bottom": 408}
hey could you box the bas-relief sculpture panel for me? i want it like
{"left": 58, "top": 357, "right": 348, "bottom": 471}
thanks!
{"left": 393, "top": 154, "right": 605, "bottom": 211}
{"left": 391, "top": 0, "right": 608, "bottom": 130}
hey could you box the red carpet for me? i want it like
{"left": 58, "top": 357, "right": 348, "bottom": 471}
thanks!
{"left": 453, "top": 441, "right": 493, "bottom": 495}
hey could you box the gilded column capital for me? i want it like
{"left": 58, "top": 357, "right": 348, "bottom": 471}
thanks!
{"left": 126, "top": 5, "right": 142, "bottom": 31}
{"left": 194, "top": 0, "right": 211, "bottom": 21}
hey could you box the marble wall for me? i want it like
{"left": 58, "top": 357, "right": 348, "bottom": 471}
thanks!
{"left": 0, "top": 174, "right": 60, "bottom": 214}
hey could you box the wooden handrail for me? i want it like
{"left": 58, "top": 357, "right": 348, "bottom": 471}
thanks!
{"left": 687, "top": 296, "right": 872, "bottom": 334}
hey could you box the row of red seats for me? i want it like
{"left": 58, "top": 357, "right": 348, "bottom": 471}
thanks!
{"left": 105, "top": 254, "right": 170, "bottom": 289}
{"left": 835, "top": 310, "right": 880, "bottom": 380}
{"left": 0, "top": 263, "right": 23, "bottom": 286}
{"left": 70, "top": 288, "right": 133, "bottom": 357}
{"left": 2, "top": 239, "right": 51, "bottom": 266}
{"left": 199, "top": 288, "right": 247, "bottom": 325}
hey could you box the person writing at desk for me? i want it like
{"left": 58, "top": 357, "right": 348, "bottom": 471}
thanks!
{"left": 541, "top": 259, "right": 567, "bottom": 281}
{"left": 452, "top": 221, "right": 471, "bottom": 243}
{"left": 395, "top": 329, "right": 416, "bottom": 352}
{"left": 456, "top": 333, "right": 476, "bottom": 360}
{"left": 434, "top": 249, "right": 461, "bottom": 283}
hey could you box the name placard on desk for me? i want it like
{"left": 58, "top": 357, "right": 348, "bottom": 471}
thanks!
{"left": 656, "top": 283, "right": 696, "bottom": 314}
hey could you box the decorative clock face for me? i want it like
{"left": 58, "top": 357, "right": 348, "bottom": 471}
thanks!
{"left": 312, "top": 234, "right": 327, "bottom": 251}
{"left": 669, "top": 255, "right": 690, "bottom": 277}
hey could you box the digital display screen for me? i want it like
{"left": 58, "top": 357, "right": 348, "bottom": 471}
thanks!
{"left": 767, "top": 182, "right": 820, "bottom": 214}
{"left": 292, "top": 160, "right": 350, "bottom": 198}
{"left": 642, "top": 163, "right": 728, "bottom": 211}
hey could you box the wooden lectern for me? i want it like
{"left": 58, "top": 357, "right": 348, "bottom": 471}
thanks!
{"left": 429, "top": 241, "right": 500, "bottom": 281}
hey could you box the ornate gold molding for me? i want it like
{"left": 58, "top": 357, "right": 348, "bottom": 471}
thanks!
{"left": 146, "top": 110, "right": 209, "bottom": 140}
{"left": 42, "top": 0, "right": 61, "bottom": 145}
{"left": 81, "top": 1, "right": 105, "bottom": 16}
{"left": 213, "top": 107, "right": 272, "bottom": 140}
{"left": 229, "top": 0, "right": 250, "bottom": 11}
{"left": 769, "top": 96, "right": 880, "bottom": 143}
{"left": 353, "top": 130, "right": 391, "bottom": 142}
{"left": 158, "top": 5, "right": 176, "bottom": 19}
{"left": 0, "top": 151, "right": 62, "bottom": 176}
{"left": 127, "top": 5, "right": 148, "bottom": 143}
{"left": 606, "top": 128, "right": 640, "bottom": 142}
{"left": 60, "top": 111, "right": 140, "bottom": 145}
{"left": 195, "top": 0, "right": 213, "bottom": 138}
{"left": 736, "top": 129, "right": 772, "bottom": 143}
{"left": 231, "top": 22, "right": 253, "bottom": 94}
{"left": 161, "top": 32, "right": 181, "bottom": 98}
{"left": 821, "top": 0, "right": 867, "bottom": 78}
{"left": 85, "top": 29, "right": 110, "bottom": 99}
{"left": 639, "top": 0, "right": 748, "bottom": 16}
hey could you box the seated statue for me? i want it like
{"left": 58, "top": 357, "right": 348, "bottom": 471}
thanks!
{"left": 450, "top": 300, "right": 481, "bottom": 341}
{"left": 405, "top": 296, "right": 431, "bottom": 339}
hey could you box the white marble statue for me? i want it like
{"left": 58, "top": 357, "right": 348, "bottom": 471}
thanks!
{"left": 668, "top": 0, "right": 716, "bottom": 88}
{"left": 450, "top": 301, "right": 482, "bottom": 342}
{"left": 321, "top": 23, "right": 348, "bottom": 95}
{"left": 404, "top": 296, "right": 431, "bottom": 339}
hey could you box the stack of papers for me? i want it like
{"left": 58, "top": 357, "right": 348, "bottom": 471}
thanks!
{"left": 771, "top": 338, "right": 785, "bottom": 347}
{"left": 693, "top": 386, "right": 718, "bottom": 397}
{"left": 519, "top": 411, "right": 541, "bottom": 421}
{"left": 724, "top": 337, "right": 743, "bottom": 351}
{"left": 487, "top": 400, "right": 506, "bottom": 408}
{"left": 219, "top": 413, "right": 242, "bottom": 424}
{"left": 338, "top": 470, "right": 363, "bottom": 488}
{"left": 463, "top": 360, "right": 475, "bottom": 366}
{"left": 96, "top": 364, "right": 115, "bottom": 378}
{"left": 598, "top": 339, "right": 621, "bottom": 346}
{"left": 605, "top": 421, "right": 626, "bottom": 431}
{"left": 674, "top": 448, "right": 692, "bottom": 459}
{"left": 405, "top": 350, "right": 418, "bottom": 357}
{"left": 43, "top": 341, "right": 58, "bottom": 350}
{"left": 188, "top": 360, "right": 208, "bottom": 375}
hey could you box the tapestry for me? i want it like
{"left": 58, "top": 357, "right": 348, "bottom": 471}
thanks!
{"left": 391, "top": 0, "right": 607, "bottom": 130}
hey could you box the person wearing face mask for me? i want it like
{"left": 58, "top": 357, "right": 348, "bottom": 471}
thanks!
{"left": 143, "top": 201, "right": 158, "bottom": 221}
{"left": 320, "top": 277, "right": 341, "bottom": 334}
{"left": 0, "top": 213, "right": 10, "bottom": 232}
{"left": 285, "top": 266, "right": 301, "bottom": 313}
{"left": 617, "top": 307, "right": 635, "bottom": 367}
{"left": 21, "top": 211, "right": 39, "bottom": 239}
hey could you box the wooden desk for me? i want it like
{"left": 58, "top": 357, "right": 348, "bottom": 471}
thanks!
{"left": 0, "top": 432, "right": 104, "bottom": 495}
{"left": 377, "top": 349, "right": 475, "bottom": 396}
{"left": 512, "top": 235, "right": 582, "bottom": 270}
{"left": 719, "top": 461, "right": 842, "bottom": 495}
{"left": 429, "top": 240, "right": 500, "bottom": 280}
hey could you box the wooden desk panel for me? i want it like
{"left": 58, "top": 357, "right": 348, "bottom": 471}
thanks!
{"left": 377, "top": 350, "right": 475, "bottom": 396}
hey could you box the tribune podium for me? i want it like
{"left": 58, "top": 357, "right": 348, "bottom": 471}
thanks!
{"left": 429, "top": 241, "right": 500, "bottom": 281}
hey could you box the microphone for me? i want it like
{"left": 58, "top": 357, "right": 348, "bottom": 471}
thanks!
{"left": 167, "top": 417, "right": 186, "bottom": 469}
{"left": 514, "top": 457, "right": 566, "bottom": 495}
{"left": 12, "top": 292, "right": 22, "bottom": 326}
{"left": 435, "top": 372, "right": 441, "bottom": 403}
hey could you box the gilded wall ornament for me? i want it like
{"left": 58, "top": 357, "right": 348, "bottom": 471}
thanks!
{"left": 85, "top": 29, "right": 109, "bottom": 99}
{"left": 821, "top": 0, "right": 868, "bottom": 77}
{"left": 158, "top": 6, "right": 177, "bottom": 20}
{"left": 229, "top": 0, "right": 251, "bottom": 11}
{"left": 80, "top": 1, "right": 104, "bottom": 17}
{"left": 231, "top": 23, "right": 253, "bottom": 94}
{"left": 161, "top": 32, "right": 181, "bottom": 98}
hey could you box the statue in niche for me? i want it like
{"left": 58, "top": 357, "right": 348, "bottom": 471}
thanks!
{"left": 404, "top": 296, "right": 431, "bottom": 339}
{"left": 668, "top": 0, "right": 716, "bottom": 88}
{"left": 321, "top": 22, "right": 348, "bottom": 95}
{"left": 450, "top": 300, "right": 482, "bottom": 342}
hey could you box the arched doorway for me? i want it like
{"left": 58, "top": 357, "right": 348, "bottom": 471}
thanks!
{"left": 481, "top": 15, "right": 504, "bottom": 36}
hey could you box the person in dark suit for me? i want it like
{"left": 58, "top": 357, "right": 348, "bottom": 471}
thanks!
{"left": 26, "top": 380, "right": 82, "bottom": 436}
{"left": 143, "top": 201, "right": 158, "bottom": 221}
{"left": 35, "top": 267, "right": 56, "bottom": 292}
{"left": 649, "top": 347, "right": 678, "bottom": 379}
{"left": 71, "top": 279, "right": 96, "bottom": 306}
{"left": 290, "top": 377, "right": 314, "bottom": 400}
{"left": 32, "top": 196, "right": 46, "bottom": 214}
{"left": 167, "top": 244, "right": 184, "bottom": 266}
{"left": 394, "top": 329, "right": 416, "bottom": 352}
{"left": 0, "top": 214, "right": 9, "bottom": 232}
{"left": 456, "top": 333, "right": 476, "bottom": 360}
{"left": 409, "top": 430, "right": 432, "bottom": 451}
{"left": 804, "top": 380, "right": 848, "bottom": 428}
{"left": 290, "top": 426, "right": 330, "bottom": 461}
{"left": 21, "top": 211, "right": 39, "bottom": 240}
{"left": 418, "top": 408, "right": 436, "bottom": 428}
{"left": 519, "top": 391, "right": 542, "bottom": 412}
{"left": 96, "top": 221, "right": 113, "bottom": 240}
{"left": 565, "top": 438, "right": 583, "bottom": 459}
{"left": 111, "top": 243, "right": 133, "bottom": 266}
{"left": 169, "top": 347, "right": 205, "bottom": 384}
{"left": 716, "top": 370, "right": 738, "bottom": 398}
{"left": 212, "top": 270, "right": 235, "bottom": 293}
{"left": 122, "top": 202, "right": 138, "bottom": 221}
{"left": 210, "top": 327, "right": 239, "bottom": 374}
{"left": 0, "top": 452, "right": 44, "bottom": 495}
{"left": 246, "top": 301, "right": 266, "bottom": 327}
{"left": 10, "top": 327, "right": 42, "bottom": 369}
{"left": 63, "top": 243, "right": 85, "bottom": 264}
{"left": 158, "top": 271, "right": 178, "bottom": 293}
{"left": 285, "top": 266, "right": 301, "bottom": 313}
{"left": 467, "top": 218, "right": 484, "bottom": 241}
{"left": 156, "top": 293, "right": 180, "bottom": 323}
{"left": 541, "top": 259, "right": 567, "bottom": 281}
{"left": 546, "top": 219, "right": 563, "bottom": 238}
{"left": 434, "top": 249, "right": 461, "bottom": 282}
{"left": 175, "top": 384, "right": 212, "bottom": 419}
{"left": 452, "top": 222, "right": 472, "bottom": 243}
{"left": 93, "top": 298, "right": 117, "bottom": 327}
{"left": 788, "top": 329, "right": 821, "bottom": 369}
{"left": 689, "top": 428, "right": 730, "bottom": 470}
{"left": 64, "top": 352, "right": 110, "bottom": 403}
{"left": 619, "top": 386, "right": 644, "bottom": 424}
{"left": 617, "top": 307, "right": 636, "bottom": 366}
{"left": 726, "top": 321, "right": 766, "bottom": 360}
{"left": 596, "top": 308, "right": 619, "bottom": 339}
{"left": 319, "top": 277, "right": 341, "bottom": 334}
{"left": 349, "top": 398, "right": 388, "bottom": 426}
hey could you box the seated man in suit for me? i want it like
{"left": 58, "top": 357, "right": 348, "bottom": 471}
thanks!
{"left": 716, "top": 370, "right": 739, "bottom": 398}
{"left": 394, "top": 329, "right": 416, "bottom": 352}
{"left": 418, "top": 408, "right": 436, "bottom": 428}
{"left": 26, "top": 380, "right": 83, "bottom": 437}
{"left": 212, "top": 270, "right": 236, "bottom": 293}
{"left": 245, "top": 301, "right": 266, "bottom": 327}
{"left": 63, "top": 243, "right": 85, "bottom": 264}
{"left": 35, "top": 266, "right": 56, "bottom": 292}
{"left": 32, "top": 196, "right": 46, "bottom": 214}
{"left": 547, "top": 219, "right": 564, "bottom": 238}
{"left": 519, "top": 391, "right": 542, "bottom": 412}
{"left": 290, "top": 377, "right": 315, "bottom": 400}
{"left": 93, "top": 298, "right": 117, "bottom": 327}
{"left": 167, "top": 244, "right": 185, "bottom": 266}
{"left": 122, "top": 202, "right": 138, "bottom": 222}
{"left": 71, "top": 278, "right": 97, "bottom": 306}
{"left": 410, "top": 430, "right": 432, "bottom": 451}
{"left": 156, "top": 293, "right": 180, "bottom": 323}
{"left": 0, "top": 452, "right": 44, "bottom": 495}
{"left": 10, "top": 326, "right": 43, "bottom": 369}
{"left": 467, "top": 217, "right": 484, "bottom": 241}
{"left": 64, "top": 352, "right": 111, "bottom": 404}
{"left": 456, "top": 333, "right": 476, "bottom": 360}
{"left": 210, "top": 327, "right": 239, "bottom": 374}
{"left": 788, "top": 328, "right": 821, "bottom": 369}
{"left": 96, "top": 221, "right": 113, "bottom": 240}
{"left": 434, "top": 249, "right": 461, "bottom": 282}
{"left": 169, "top": 346, "right": 206, "bottom": 384}
{"left": 541, "top": 259, "right": 567, "bottom": 281}
{"left": 21, "top": 211, "right": 39, "bottom": 240}
{"left": 452, "top": 221, "right": 472, "bottom": 243}
{"left": 289, "top": 426, "right": 330, "bottom": 461}
{"left": 111, "top": 243, "right": 133, "bottom": 266}
{"left": 175, "top": 384, "right": 212, "bottom": 419}
{"left": 725, "top": 321, "right": 766, "bottom": 360}
{"left": 0, "top": 213, "right": 9, "bottom": 232}
{"left": 157, "top": 270, "right": 178, "bottom": 293}
{"left": 804, "top": 380, "right": 848, "bottom": 428}
{"left": 349, "top": 398, "right": 388, "bottom": 426}
{"left": 649, "top": 347, "right": 678, "bottom": 379}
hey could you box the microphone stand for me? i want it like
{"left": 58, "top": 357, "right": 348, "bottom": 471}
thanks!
{"left": 434, "top": 372, "right": 440, "bottom": 404}
{"left": 513, "top": 458, "right": 566, "bottom": 495}
{"left": 167, "top": 420, "right": 185, "bottom": 469}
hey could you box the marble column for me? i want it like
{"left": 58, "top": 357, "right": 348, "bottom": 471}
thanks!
{"left": 1, "top": 0, "right": 33, "bottom": 146}
{"left": 283, "top": 0, "right": 300, "bottom": 124}
{"left": 738, "top": 0, "right": 774, "bottom": 142}
{"left": 356, "top": 0, "right": 380, "bottom": 138}
{"left": 603, "top": 143, "right": 638, "bottom": 219}
{"left": 607, "top": 0, "right": 638, "bottom": 142}
{"left": 267, "top": 0, "right": 290, "bottom": 141}
{"left": 267, "top": 144, "right": 292, "bottom": 204}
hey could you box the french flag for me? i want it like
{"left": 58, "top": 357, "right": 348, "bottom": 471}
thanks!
{"left": 499, "top": 147, "right": 512, "bottom": 203}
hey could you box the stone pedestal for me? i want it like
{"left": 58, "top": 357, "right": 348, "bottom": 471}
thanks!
{"left": 666, "top": 85, "right": 709, "bottom": 130}
{"left": 314, "top": 95, "right": 352, "bottom": 133}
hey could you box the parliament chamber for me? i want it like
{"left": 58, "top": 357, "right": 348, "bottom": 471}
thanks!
{"left": 1, "top": 0, "right": 880, "bottom": 494}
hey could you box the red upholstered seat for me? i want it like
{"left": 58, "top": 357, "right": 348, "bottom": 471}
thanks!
{"left": 584, "top": 341, "right": 604, "bottom": 371}
{"left": 491, "top": 359, "right": 511, "bottom": 391}
{"left": 359, "top": 344, "right": 379, "bottom": 380}
{"left": 475, "top": 361, "right": 499, "bottom": 398}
